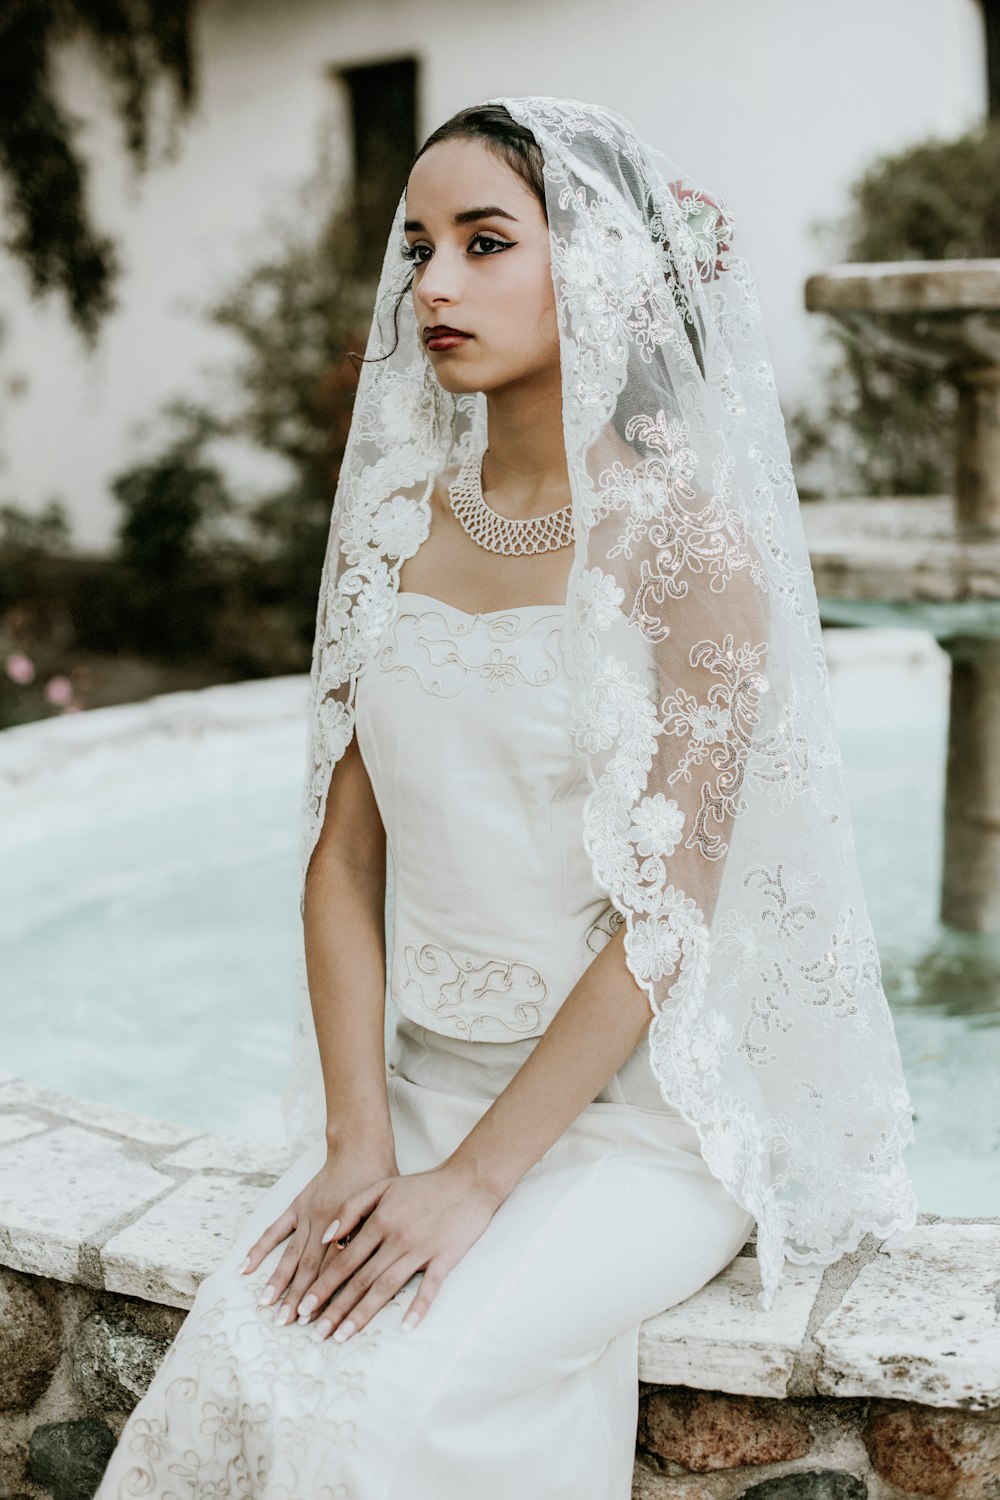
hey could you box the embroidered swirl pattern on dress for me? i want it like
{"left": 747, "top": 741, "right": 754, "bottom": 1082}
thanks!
{"left": 375, "top": 603, "right": 566, "bottom": 697}
{"left": 399, "top": 942, "right": 549, "bottom": 1038}
{"left": 585, "top": 904, "right": 626, "bottom": 954}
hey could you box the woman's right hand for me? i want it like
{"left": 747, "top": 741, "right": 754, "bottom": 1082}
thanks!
{"left": 240, "top": 1132, "right": 400, "bottom": 1325}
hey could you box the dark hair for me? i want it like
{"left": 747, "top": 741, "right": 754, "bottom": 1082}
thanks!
{"left": 413, "top": 104, "right": 546, "bottom": 214}
{"left": 357, "top": 104, "right": 545, "bottom": 366}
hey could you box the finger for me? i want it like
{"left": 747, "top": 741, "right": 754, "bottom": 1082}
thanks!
{"left": 269, "top": 1226, "right": 332, "bottom": 1325}
{"left": 295, "top": 1221, "right": 384, "bottom": 1320}
{"left": 311, "top": 1251, "right": 420, "bottom": 1342}
{"left": 322, "top": 1180, "right": 388, "bottom": 1244}
{"left": 239, "top": 1207, "right": 297, "bottom": 1276}
{"left": 401, "top": 1255, "right": 453, "bottom": 1333}
{"left": 256, "top": 1223, "right": 312, "bottom": 1309}
{"left": 293, "top": 1239, "right": 350, "bottom": 1322}
{"left": 313, "top": 1241, "right": 397, "bottom": 1329}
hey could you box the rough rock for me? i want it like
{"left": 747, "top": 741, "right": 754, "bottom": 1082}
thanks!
{"left": 739, "top": 1472, "right": 867, "bottom": 1500}
{"left": 0, "top": 1266, "right": 60, "bottom": 1410}
{"left": 73, "top": 1310, "right": 173, "bottom": 1411}
{"left": 639, "top": 1387, "right": 813, "bottom": 1471}
{"left": 0, "top": 1421, "right": 31, "bottom": 1490}
{"left": 631, "top": 1459, "right": 720, "bottom": 1500}
{"left": 28, "top": 1420, "right": 116, "bottom": 1500}
{"left": 862, "top": 1401, "right": 1000, "bottom": 1498}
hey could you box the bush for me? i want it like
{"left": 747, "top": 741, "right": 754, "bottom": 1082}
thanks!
{"left": 791, "top": 119, "right": 1000, "bottom": 497}
{"left": 111, "top": 402, "right": 236, "bottom": 657}
{"left": 105, "top": 151, "right": 371, "bottom": 667}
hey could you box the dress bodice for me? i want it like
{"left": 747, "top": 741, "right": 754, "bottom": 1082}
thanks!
{"left": 353, "top": 590, "right": 623, "bottom": 1043}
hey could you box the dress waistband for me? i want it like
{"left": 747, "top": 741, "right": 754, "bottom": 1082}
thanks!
{"left": 388, "top": 1012, "right": 690, "bottom": 1122}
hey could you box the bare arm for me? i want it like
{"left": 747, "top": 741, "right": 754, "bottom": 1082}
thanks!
{"left": 240, "top": 734, "right": 398, "bottom": 1316}
{"left": 444, "top": 922, "right": 650, "bottom": 1194}
{"left": 302, "top": 733, "right": 393, "bottom": 1158}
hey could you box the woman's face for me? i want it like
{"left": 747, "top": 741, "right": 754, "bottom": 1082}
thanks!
{"left": 404, "top": 138, "right": 559, "bottom": 397}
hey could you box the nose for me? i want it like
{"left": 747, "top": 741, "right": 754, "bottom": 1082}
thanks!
{"left": 413, "top": 246, "right": 462, "bottom": 311}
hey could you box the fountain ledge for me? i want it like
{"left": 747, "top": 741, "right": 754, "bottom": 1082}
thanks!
{"left": 2, "top": 1067, "right": 997, "bottom": 1406}
{"left": 2, "top": 1075, "right": 999, "bottom": 1495}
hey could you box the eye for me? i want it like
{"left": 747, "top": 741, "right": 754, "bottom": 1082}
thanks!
{"left": 469, "top": 233, "right": 515, "bottom": 255}
{"left": 401, "top": 242, "right": 432, "bottom": 265}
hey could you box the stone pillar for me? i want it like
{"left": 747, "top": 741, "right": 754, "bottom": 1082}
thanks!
{"left": 939, "top": 633, "right": 1000, "bottom": 931}
{"left": 954, "top": 366, "right": 1000, "bottom": 532}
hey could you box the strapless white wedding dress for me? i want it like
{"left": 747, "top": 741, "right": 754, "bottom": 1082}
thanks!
{"left": 95, "top": 592, "right": 755, "bottom": 1500}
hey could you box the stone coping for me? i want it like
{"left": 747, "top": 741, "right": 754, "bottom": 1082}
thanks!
{"left": 1, "top": 1073, "right": 997, "bottom": 1413}
{"left": 801, "top": 495, "right": 1000, "bottom": 610}
{"left": 805, "top": 258, "right": 1000, "bottom": 313}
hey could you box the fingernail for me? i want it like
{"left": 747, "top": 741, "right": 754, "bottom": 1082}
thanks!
{"left": 275, "top": 1304, "right": 294, "bottom": 1325}
{"left": 258, "top": 1285, "right": 276, "bottom": 1307}
{"left": 321, "top": 1219, "right": 340, "bottom": 1244}
{"left": 298, "top": 1294, "right": 317, "bottom": 1317}
{"left": 238, "top": 1255, "right": 250, "bottom": 1273}
{"left": 402, "top": 1312, "right": 419, "bottom": 1332}
{"left": 312, "top": 1319, "right": 332, "bottom": 1341}
{"left": 333, "top": 1319, "right": 355, "bottom": 1343}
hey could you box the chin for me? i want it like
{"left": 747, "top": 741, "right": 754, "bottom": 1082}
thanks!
{"left": 430, "top": 356, "right": 545, "bottom": 399}
{"left": 430, "top": 365, "right": 491, "bottom": 396}
{"left": 431, "top": 373, "right": 479, "bottom": 397}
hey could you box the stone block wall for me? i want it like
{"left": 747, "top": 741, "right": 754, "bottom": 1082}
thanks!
{"left": 1, "top": 1073, "right": 998, "bottom": 1499}
{"left": 0, "top": 1267, "right": 184, "bottom": 1498}
{"left": 634, "top": 1386, "right": 1000, "bottom": 1498}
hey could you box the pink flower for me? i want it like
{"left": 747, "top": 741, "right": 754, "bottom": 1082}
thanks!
{"left": 44, "top": 675, "right": 74, "bottom": 705}
{"left": 5, "top": 652, "right": 35, "bottom": 685}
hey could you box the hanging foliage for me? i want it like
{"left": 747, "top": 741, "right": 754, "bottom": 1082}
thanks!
{"left": 0, "top": 0, "right": 198, "bottom": 344}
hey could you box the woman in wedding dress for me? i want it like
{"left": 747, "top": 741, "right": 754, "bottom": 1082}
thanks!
{"left": 95, "top": 98, "right": 917, "bottom": 1499}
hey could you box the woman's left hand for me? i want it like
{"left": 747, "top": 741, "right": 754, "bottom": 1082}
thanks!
{"left": 293, "top": 1161, "right": 501, "bottom": 1341}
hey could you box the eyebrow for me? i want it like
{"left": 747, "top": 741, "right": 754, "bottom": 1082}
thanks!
{"left": 403, "top": 206, "right": 519, "bottom": 232}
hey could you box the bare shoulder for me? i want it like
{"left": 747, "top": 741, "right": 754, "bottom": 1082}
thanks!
{"left": 427, "top": 461, "right": 461, "bottom": 525}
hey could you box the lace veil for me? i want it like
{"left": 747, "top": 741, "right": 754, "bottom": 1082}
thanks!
{"left": 281, "top": 96, "right": 919, "bottom": 1310}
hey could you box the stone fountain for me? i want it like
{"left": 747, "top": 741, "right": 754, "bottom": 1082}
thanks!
{"left": 803, "top": 259, "right": 1000, "bottom": 934}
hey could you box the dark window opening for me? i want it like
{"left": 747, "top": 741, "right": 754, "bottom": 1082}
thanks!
{"left": 980, "top": 0, "right": 1000, "bottom": 117}
{"left": 339, "top": 57, "right": 419, "bottom": 276}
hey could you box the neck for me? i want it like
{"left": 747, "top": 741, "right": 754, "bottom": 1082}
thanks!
{"left": 481, "top": 363, "right": 568, "bottom": 515}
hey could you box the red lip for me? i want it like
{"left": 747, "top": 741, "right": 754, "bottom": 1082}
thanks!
{"left": 424, "top": 324, "right": 472, "bottom": 351}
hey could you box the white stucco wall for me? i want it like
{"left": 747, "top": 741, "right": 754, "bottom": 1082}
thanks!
{"left": 0, "top": 0, "right": 986, "bottom": 549}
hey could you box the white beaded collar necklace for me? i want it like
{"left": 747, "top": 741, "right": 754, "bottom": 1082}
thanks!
{"left": 448, "top": 449, "right": 574, "bottom": 556}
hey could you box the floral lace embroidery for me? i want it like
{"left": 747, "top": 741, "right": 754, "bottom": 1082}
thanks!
{"left": 99, "top": 1262, "right": 413, "bottom": 1497}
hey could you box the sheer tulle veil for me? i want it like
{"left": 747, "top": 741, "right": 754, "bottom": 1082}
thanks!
{"left": 280, "top": 96, "right": 919, "bottom": 1310}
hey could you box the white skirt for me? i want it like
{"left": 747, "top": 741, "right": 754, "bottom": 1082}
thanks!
{"left": 95, "top": 1018, "right": 755, "bottom": 1499}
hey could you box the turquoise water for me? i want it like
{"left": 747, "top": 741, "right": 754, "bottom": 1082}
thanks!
{"left": 1, "top": 777, "right": 302, "bottom": 1144}
{"left": 825, "top": 635, "right": 1000, "bottom": 1217}
{"left": 2, "top": 637, "right": 997, "bottom": 1214}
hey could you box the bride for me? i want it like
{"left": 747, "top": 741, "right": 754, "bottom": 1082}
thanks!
{"left": 95, "top": 96, "right": 917, "bottom": 1498}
